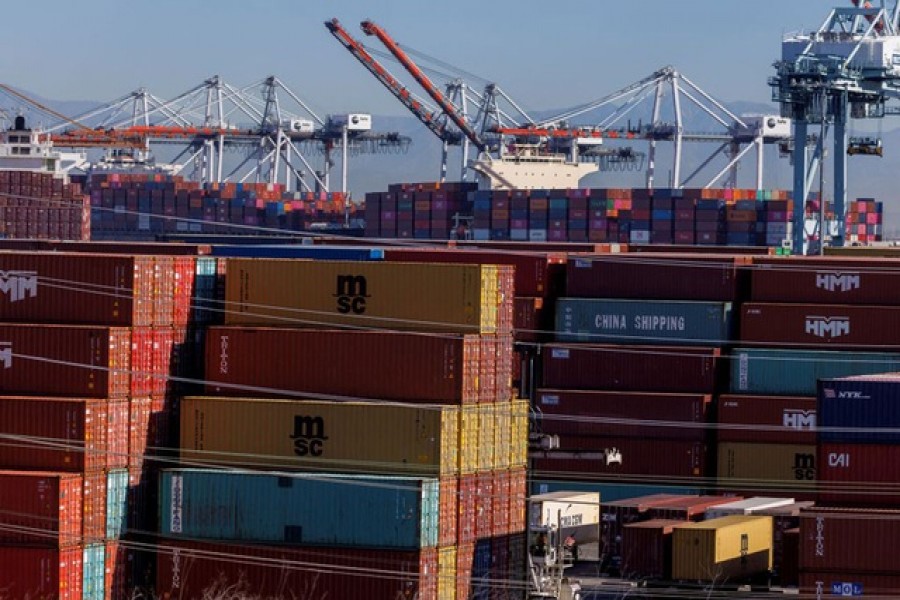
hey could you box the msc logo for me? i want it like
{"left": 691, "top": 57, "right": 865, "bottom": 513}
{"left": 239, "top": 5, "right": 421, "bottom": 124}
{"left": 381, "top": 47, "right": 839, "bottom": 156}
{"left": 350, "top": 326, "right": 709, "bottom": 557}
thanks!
{"left": 290, "top": 414, "right": 329, "bottom": 457}
{"left": 333, "top": 274, "right": 370, "bottom": 314}
{"left": 783, "top": 409, "right": 816, "bottom": 430}
{"left": 0, "top": 270, "right": 38, "bottom": 303}
{"left": 805, "top": 316, "right": 850, "bottom": 339}
{"left": 828, "top": 453, "right": 850, "bottom": 468}
{"left": 793, "top": 452, "right": 816, "bottom": 481}
{"left": 0, "top": 342, "right": 10, "bottom": 369}
{"left": 815, "top": 271, "right": 860, "bottom": 293}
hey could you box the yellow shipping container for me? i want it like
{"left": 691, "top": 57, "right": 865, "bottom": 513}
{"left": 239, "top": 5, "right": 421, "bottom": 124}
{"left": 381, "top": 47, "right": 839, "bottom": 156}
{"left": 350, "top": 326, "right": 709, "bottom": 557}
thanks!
{"left": 672, "top": 515, "right": 773, "bottom": 581}
{"left": 510, "top": 400, "right": 530, "bottom": 468}
{"left": 180, "top": 396, "right": 459, "bottom": 476}
{"left": 494, "top": 403, "right": 512, "bottom": 470}
{"left": 477, "top": 404, "right": 496, "bottom": 472}
{"left": 438, "top": 546, "right": 457, "bottom": 600}
{"left": 222, "top": 259, "right": 501, "bottom": 333}
{"left": 717, "top": 442, "right": 816, "bottom": 492}
{"left": 458, "top": 406, "right": 480, "bottom": 475}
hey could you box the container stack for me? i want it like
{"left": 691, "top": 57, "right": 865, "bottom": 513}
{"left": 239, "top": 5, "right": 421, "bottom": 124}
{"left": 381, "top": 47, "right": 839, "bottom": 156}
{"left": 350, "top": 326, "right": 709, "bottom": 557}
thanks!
{"left": 163, "top": 258, "right": 528, "bottom": 600}
{"left": 365, "top": 182, "right": 476, "bottom": 239}
{"left": 0, "top": 170, "right": 88, "bottom": 240}
{"left": 845, "top": 198, "right": 883, "bottom": 243}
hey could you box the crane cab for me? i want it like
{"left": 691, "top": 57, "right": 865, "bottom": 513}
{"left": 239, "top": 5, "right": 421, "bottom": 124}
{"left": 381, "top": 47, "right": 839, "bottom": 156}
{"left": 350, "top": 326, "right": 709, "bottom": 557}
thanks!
{"left": 848, "top": 136, "right": 883, "bottom": 156}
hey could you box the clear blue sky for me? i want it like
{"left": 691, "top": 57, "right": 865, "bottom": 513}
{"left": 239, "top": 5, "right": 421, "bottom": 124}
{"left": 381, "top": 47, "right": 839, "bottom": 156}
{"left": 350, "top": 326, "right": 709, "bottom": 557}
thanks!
{"left": 1, "top": 0, "right": 831, "bottom": 117}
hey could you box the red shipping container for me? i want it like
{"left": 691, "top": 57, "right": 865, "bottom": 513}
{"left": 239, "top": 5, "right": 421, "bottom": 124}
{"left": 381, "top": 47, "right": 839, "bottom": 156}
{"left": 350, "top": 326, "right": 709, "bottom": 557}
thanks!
{"left": 130, "top": 327, "right": 154, "bottom": 397}
{"left": 439, "top": 476, "right": 458, "bottom": 547}
{"left": 541, "top": 344, "right": 721, "bottom": 393}
{"left": 83, "top": 470, "right": 107, "bottom": 543}
{"left": 495, "top": 333, "right": 513, "bottom": 402}
{"left": 492, "top": 469, "right": 511, "bottom": 536}
{"left": 800, "top": 507, "right": 900, "bottom": 573}
{"left": 456, "top": 542, "right": 475, "bottom": 600}
{"left": 128, "top": 397, "right": 152, "bottom": 470}
{"left": 0, "top": 324, "right": 131, "bottom": 397}
{"left": 205, "top": 327, "right": 481, "bottom": 404}
{"left": 535, "top": 389, "right": 710, "bottom": 440}
{"left": 647, "top": 495, "right": 741, "bottom": 521}
{"left": 0, "top": 397, "right": 108, "bottom": 472}
{"left": 509, "top": 467, "right": 527, "bottom": 533}
{"left": 0, "top": 470, "right": 83, "bottom": 547}
{"left": 0, "top": 546, "right": 83, "bottom": 600}
{"left": 458, "top": 474, "right": 478, "bottom": 544}
{"left": 741, "top": 303, "right": 900, "bottom": 349}
{"left": 0, "top": 252, "right": 155, "bottom": 325}
{"left": 151, "top": 326, "right": 175, "bottom": 397}
{"left": 818, "top": 443, "right": 900, "bottom": 506}
{"left": 479, "top": 336, "right": 497, "bottom": 403}
{"left": 621, "top": 519, "right": 682, "bottom": 579}
{"left": 106, "top": 399, "right": 129, "bottom": 470}
{"left": 105, "top": 541, "right": 127, "bottom": 600}
{"left": 601, "top": 494, "right": 695, "bottom": 569}
{"left": 475, "top": 471, "right": 494, "bottom": 540}
{"left": 533, "top": 438, "right": 708, "bottom": 479}
{"left": 717, "top": 395, "right": 817, "bottom": 444}
{"left": 156, "top": 538, "right": 438, "bottom": 600}
{"left": 565, "top": 254, "right": 751, "bottom": 301}
{"left": 152, "top": 256, "right": 176, "bottom": 326}
{"left": 751, "top": 256, "right": 900, "bottom": 305}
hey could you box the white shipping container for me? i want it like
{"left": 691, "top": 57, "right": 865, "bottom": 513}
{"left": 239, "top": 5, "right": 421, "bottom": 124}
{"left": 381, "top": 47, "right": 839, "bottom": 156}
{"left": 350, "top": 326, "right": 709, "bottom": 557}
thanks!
{"left": 705, "top": 497, "right": 795, "bottom": 520}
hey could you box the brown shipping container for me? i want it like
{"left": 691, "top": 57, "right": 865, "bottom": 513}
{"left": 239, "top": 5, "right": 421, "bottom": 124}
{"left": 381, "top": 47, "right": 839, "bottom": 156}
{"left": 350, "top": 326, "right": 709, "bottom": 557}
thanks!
{"left": 601, "top": 494, "right": 696, "bottom": 570}
{"left": 0, "top": 546, "right": 83, "bottom": 600}
{"left": 0, "top": 324, "right": 131, "bottom": 397}
{"left": 565, "top": 253, "right": 751, "bottom": 301}
{"left": 751, "top": 256, "right": 900, "bottom": 305}
{"left": 535, "top": 389, "right": 710, "bottom": 440}
{"left": 222, "top": 259, "right": 506, "bottom": 334}
{"left": 180, "top": 396, "right": 460, "bottom": 476}
{"left": 741, "top": 303, "right": 900, "bottom": 349}
{"left": 781, "top": 528, "right": 799, "bottom": 586}
{"left": 621, "top": 519, "right": 683, "bottom": 579}
{"left": 818, "top": 443, "right": 900, "bottom": 506}
{"left": 800, "top": 507, "right": 900, "bottom": 573}
{"left": 0, "top": 470, "right": 83, "bottom": 547}
{"left": 717, "top": 395, "right": 817, "bottom": 445}
{"left": 0, "top": 252, "right": 155, "bottom": 326}
{"left": 541, "top": 344, "right": 720, "bottom": 393}
{"left": 800, "top": 571, "right": 900, "bottom": 598}
{"left": 647, "top": 495, "right": 741, "bottom": 521}
{"left": 156, "top": 538, "right": 438, "bottom": 600}
{"left": 205, "top": 326, "right": 480, "bottom": 403}
{"left": 532, "top": 438, "right": 708, "bottom": 479}
{"left": 0, "top": 397, "right": 108, "bottom": 472}
{"left": 515, "top": 296, "right": 552, "bottom": 343}
{"left": 383, "top": 247, "right": 566, "bottom": 297}
{"left": 717, "top": 442, "right": 817, "bottom": 494}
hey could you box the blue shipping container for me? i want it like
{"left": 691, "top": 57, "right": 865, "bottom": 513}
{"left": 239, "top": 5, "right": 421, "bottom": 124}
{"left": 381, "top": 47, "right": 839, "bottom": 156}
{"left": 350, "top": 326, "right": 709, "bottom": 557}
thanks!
{"left": 106, "top": 468, "right": 129, "bottom": 540}
{"left": 818, "top": 375, "right": 900, "bottom": 443}
{"left": 555, "top": 298, "right": 733, "bottom": 345}
{"left": 731, "top": 348, "right": 900, "bottom": 396}
{"left": 159, "top": 470, "right": 440, "bottom": 549}
{"left": 83, "top": 543, "right": 105, "bottom": 600}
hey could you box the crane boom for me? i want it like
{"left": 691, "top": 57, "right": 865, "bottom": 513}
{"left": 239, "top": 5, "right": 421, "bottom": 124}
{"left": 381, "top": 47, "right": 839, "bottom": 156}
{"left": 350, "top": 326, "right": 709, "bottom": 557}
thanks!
{"left": 359, "top": 20, "right": 487, "bottom": 151}
{"left": 325, "top": 19, "right": 462, "bottom": 146}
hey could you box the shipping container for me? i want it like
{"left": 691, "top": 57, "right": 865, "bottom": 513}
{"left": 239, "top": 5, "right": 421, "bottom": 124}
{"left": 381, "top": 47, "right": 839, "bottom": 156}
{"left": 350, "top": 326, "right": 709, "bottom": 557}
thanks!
{"left": 0, "top": 396, "right": 108, "bottom": 472}
{"left": 458, "top": 474, "right": 478, "bottom": 545}
{"left": 799, "top": 507, "right": 900, "bottom": 572}
{"left": 106, "top": 468, "right": 128, "bottom": 540}
{"left": 750, "top": 256, "right": 900, "bottom": 305}
{"left": 647, "top": 495, "right": 742, "bottom": 521}
{"left": 159, "top": 469, "right": 441, "bottom": 549}
{"left": 780, "top": 528, "right": 799, "bottom": 586}
{"left": 82, "top": 470, "right": 107, "bottom": 543}
{"left": 0, "top": 252, "right": 155, "bottom": 326}
{"left": 621, "top": 519, "right": 683, "bottom": 579}
{"left": 817, "top": 443, "right": 900, "bottom": 506}
{"left": 671, "top": 516, "right": 773, "bottom": 581}
{"left": 514, "top": 296, "right": 552, "bottom": 343}
{"left": 0, "top": 546, "right": 83, "bottom": 600}
{"left": 180, "top": 396, "right": 460, "bottom": 476}
{"left": 156, "top": 538, "right": 438, "bottom": 600}
{"left": 205, "top": 326, "right": 481, "bottom": 403}
{"left": 730, "top": 347, "right": 900, "bottom": 395}
{"left": 0, "top": 324, "right": 131, "bottom": 397}
{"left": 533, "top": 438, "right": 708, "bottom": 479}
{"left": 0, "top": 470, "right": 82, "bottom": 546}
{"left": 83, "top": 542, "right": 105, "bottom": 600}
{"left": 717, "top": 395, "right": 817, "bottom": 444}
{"left": 222, "top": 258, "right": 507, "bottom": 334}
{"left": 438, "top": 545, "right": 457, "bottom": 600}
{"left": 556, "top": 299, "right": 733, "bottom": 345}
{"left": 704, "top": 497, "right": 796, "bottom": 519}
{"left": 528, "top": 491, "right": 601, "bottom": 548}
{"left": 799, "top": 571, "right": 900, "bottom": 598}
{"left": 740, "top": 303, "right": 900, "bottom": 349}
{"left": 717, "top": 442, "right": 817, "bottom": 493}
{"left": 819, "top": 374, "right": 900, "bottom": 443}
{"left": 439, "top": 476, "right": 458, "bottom": 547}
{"left": 509, "top": 467, "right": 528, "bottom": 535}
{"left": 565, "top": 254, "right": 750, "bottom": 301}
{"left": 541, "top": 343, "right": 721, "bottom": 393}
{"left": 535, "top": 389, "right": 710, "bottom": 440}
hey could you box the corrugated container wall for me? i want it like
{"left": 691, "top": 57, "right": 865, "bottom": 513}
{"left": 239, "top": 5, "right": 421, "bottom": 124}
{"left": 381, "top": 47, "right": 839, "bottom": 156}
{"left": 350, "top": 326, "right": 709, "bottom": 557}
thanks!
{"left": 740, "top": 303, "right": 900, "bottom": 349}
{"left": 180, "top": 397, "right": 460, "bottom": 476}
{"left": 818, "top": 375, "right": 900, "bottom": 443}
{"left": 671, "top": 516, "right": 773, "bottom": 581}
{"left": 716, "top": 443, "right": 817, "bottom": 492}
{"left": 750, "top": 257, "right": 900, "bottom": 305}
{"left": 817, "top": 443, "right": 900, "bottom": 506}
{"left": 0, "top": 546, "right": 83, "bottom": 600}
{"left": 800, "top": 507, "right": 900, "bottom": 573}
{"left": 0, "top": 471, "right": 83, "bottom": 547}
{"left": 621, "top": 519, "right": 682, "bottom": 579}
{"left": 716, "top": 395, "right": 817, "bottom": 445}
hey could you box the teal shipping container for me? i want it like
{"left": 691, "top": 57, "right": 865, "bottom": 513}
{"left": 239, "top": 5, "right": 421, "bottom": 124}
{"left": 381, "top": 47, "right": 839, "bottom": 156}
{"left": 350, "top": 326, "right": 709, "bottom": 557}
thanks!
{"left": 555, "top": 298, "right": 733, "bottom": 345}
{"left": 82, "top": 543, "right": 105, "bottom": 600}
{"left": 106, "top": 468, "right": 129, "bottom": 540}
{"left": 531, "top": 479, "right": 704, "bottom": 502}
{"left": 159, "top": 469, "right": 439, "bottom": 549}
{"left": 730, "top": 348, "right": 900, "bottom": 395}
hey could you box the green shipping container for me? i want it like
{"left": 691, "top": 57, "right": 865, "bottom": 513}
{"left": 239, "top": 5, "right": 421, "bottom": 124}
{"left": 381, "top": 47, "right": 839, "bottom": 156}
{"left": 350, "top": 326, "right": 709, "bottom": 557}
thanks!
{"left": 555, "top": 299, "right": 733, "bottom": 345}
{"left": 82, "top": 543, "right": 105, "bottom": 600}
{"left": 730, "top": 348, "right": 900, "bottom": 395}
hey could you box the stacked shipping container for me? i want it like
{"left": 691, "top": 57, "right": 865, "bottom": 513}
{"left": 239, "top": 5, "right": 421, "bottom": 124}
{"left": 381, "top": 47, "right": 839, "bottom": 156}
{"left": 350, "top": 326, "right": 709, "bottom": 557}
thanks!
{"left": 0, "top": 169, "right": 88, "bottom": 240}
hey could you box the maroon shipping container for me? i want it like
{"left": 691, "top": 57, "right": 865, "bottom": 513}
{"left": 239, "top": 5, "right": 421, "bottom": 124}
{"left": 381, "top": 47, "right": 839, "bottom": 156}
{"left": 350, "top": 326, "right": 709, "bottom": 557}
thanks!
{"left": 799, "top": 571, "right": 900, "bottom": 598}
{"left": 751, "top": 256, "right": 900, "bottom": 305}
{"left": 439, "top": 476, "right": 458, "bottom": 547}
{"left": 205, "top": 326, "right": 481, "bottom": 403}
{"left": 0, "top": 324, "right": 131, "bottom": 397}
{"left": 83, "top": 470, "right": 107, "bottom": 543}
{"left": 541, "top": 344, "right": 721, "bottom": 393}
{"left": 717, "top": 394, "right": 817, "bottom": 445}
{"left": 601, "top": 494, "right": 695, "bottom": 571}
{"left": 535, "top": 389, "right": 711, "bottom": 441}
{"left": 741, "top": 303, "right": 900, "bottom": 349}
{"left": 621, "top": 519, "right": 683, "bottom": 579}
{"left": 0, "top": 252, "right": 155, "bottom": 326}
{"left": 818, "top": 443, "right": 900, "bottom": 506}
{"left": 800, "top": 507, "right": 900, "bottom": 573}
{"left": 532, "top": 438, "right": 708, "bottom": 479}
{"left": 0, "top": 470, "right": 82, "bottom": 547}
{"left": 458, "top": 474, "right": 478, "bottom": 544}
{"left": 780, "top": 528, "right": 800, "bottom": 586}
{"left": 514, "top": 296, "right": 552, "bottom": 343}
{"left": 383, "top": 247, "right": 566, "bottom": 297}
{"left": 105, "top": 541, "right": 127, "bottom": 600}
{"left": 0, "top": 545, "right": 83, "bottom": 600}
{"left": 0, "top": 396, "right": 108, "bottom": 472}
{"left": 565, "top": 253, "right": 751, "bottom": 301}
{"left": 156, "top": 538, "right": 438, "bottom": 600}
{"left": 646, "top": 495, "right": 741, "bottom": 521}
